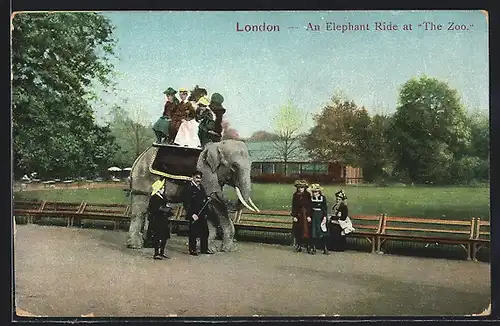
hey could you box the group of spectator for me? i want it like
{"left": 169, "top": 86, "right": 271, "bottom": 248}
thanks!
{"left": 290, "top": 180, "right": 354, "bottom": 254}
{"left": 145, "top": 175, "right": 354, "bottom": 260}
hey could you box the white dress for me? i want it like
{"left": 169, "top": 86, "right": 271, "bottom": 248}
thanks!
{"left": 174, "top": 101, "right": 201, "bottom": 148}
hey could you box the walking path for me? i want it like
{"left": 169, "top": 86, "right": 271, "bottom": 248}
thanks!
{"left": 14, "top": 225, "right": 490, "bottom": 317}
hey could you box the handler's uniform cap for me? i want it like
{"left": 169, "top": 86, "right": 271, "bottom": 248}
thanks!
{"left": 151, "top": 179, "right": 165, "bottom": 195}
{"left": 179, "top": 88, "right": 188, "bottom": 93}
{"left": 197, "top": 96, "right": 210, "bottom": 106}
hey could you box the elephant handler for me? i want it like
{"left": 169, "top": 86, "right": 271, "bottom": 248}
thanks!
{"left": 290, "top": 179, "right": 312, "bottom": 253}
{"left": 147, "top": 179, "right": 174, "bottom": 260}
{"left": 181, "top": 170, "right": 212, "bottom": 256}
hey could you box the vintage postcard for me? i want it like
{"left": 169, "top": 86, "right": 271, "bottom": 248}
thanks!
{"left": 12, "top": 10, "right": 490, "bottom": 318}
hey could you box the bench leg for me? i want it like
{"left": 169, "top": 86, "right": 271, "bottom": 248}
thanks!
{"left": 376, "top": 237, "right": 384, "bottom": 254}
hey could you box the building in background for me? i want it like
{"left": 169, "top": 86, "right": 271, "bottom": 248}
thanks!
{"left": 246, "top": 141, "right": 363, "bottom": 185}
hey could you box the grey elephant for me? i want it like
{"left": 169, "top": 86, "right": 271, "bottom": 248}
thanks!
{"left": 127, "top": 139, "right": 260, "bottom": 253}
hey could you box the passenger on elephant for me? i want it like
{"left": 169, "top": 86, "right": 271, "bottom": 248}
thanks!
{"left": 173, "top": 88, "right": 201, "bottom": 148}
{"left": 329, "top": 189, "right": 353, "bottom": 252}
{"left": 168, "top": 88, "right": 193, "bottom": 144}
{"left": 196, "top": 96, "right": 220, "bottom": 147}
{"left": 308, "top": 184, "right": 329, "bottom": 255}
{"left": 147, "top": 179, "right": 174, "bottom": 260}
{"left": 181, "top": 171, "right": 211, "bottom": 255}
{"left": 153, "top": 87, "right": 178, "bottom": 144}
{"left": 209, "top": 93, "right": 226, "bottom": 142}
{"left": 290, "top": 180, "right": 312, "bottom": 253}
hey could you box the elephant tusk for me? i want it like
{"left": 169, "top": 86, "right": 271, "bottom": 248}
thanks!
{"left": 247, "top": 197, "right": 261, "bottom": 213}
{"left": 235, "top": 187, "right": 256, "bottom": 212}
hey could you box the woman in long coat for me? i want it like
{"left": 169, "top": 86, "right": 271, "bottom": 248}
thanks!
{"left": 329, "top": 189, "right": 349, "bottom": 251}
{"left": 290, "top": 180, "right": 312, "bottom": 253}
{"left": 309, "top": 184, "right": 329, "bottom": 255}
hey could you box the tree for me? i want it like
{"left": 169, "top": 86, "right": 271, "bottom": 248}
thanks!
{"left": 356, "top": 114, "right": 394, "bottom": 182}
{"left": 107, "top": 105, "right": 155, "bottom": 167}
{"left": 270, "top": 101, "right": 307, "bottom": 167}
{"left": 12, "top": 12, "right": 117, "bottom": 179}
{"left": 221, "top": 119, "right": 242, "bottom": 141}
{"left": 388, "top": 76, "right": 472, "bottom": 184}
{"left": 248, "top": 130, "right": 279, "bottom": 141}
{"left": 302, "top": 95, "right": 368, "bottom": 163}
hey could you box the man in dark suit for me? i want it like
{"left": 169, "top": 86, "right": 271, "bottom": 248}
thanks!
{"left": 181, "top": 170, "right": 212, "bottom": 255}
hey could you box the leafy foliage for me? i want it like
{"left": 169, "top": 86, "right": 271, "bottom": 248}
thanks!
{"left": 106, "top": 105, "right": 155, "bottom": 167}
{"left": 12, "top": 12, "right": 118, "bottom": 179}
{"left": 248, "top": 130, "right": 279, "bottom": 141}
{"left": 270, "top": 101, "right": 307, "bottom": 163}
{"left": 388, "top": 76, "right": 474, "bottom": 184}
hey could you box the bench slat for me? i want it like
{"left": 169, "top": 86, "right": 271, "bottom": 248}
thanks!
{"left": 385, "top": 226, "right": 471, "bottom": 234}
{"left": 385, "top": 217, "right": 472, "bottom": 225}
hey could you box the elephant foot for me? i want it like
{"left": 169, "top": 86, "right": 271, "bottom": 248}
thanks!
{"left": 127, "top": 235, "right": 144, "bottom": 249}
{"left": 207, "top": 241, "right": 219, "bottom": 254}
{"left": 220, "top": 240, "right": 238, "bottom": 252}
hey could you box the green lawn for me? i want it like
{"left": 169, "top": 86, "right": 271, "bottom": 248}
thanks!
{"left": 14, "top": 183, "right": 490, "bottom": 220}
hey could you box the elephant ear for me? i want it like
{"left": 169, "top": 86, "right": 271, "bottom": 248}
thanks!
{"left": 203, "top": 144, "right": 228, "bottom": 173}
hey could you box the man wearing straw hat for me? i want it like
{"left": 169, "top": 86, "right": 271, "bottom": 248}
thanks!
{"left": 290, "top": 179, "right": 312, "bottom": 253}
{"left": 147, "top": 179, "right": 174, "bottom": 260}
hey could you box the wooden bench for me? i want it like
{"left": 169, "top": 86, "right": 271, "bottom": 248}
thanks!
{"left": 23, "top": 201, "right": 82, "bottom": 226}
{"left": 377, "top": 215, "right": 475, "bottom": 260}
{"left": 348, "top": 215, "right": 384, "bottom": 253}
{"left": 77, "top": 203, "right": 130, "bottom": 229}
{"left": 13, "top": 200, "right": 46, "bottom": 223}
{"left": 472, "top": 218, "right": 490, "bottom": 261}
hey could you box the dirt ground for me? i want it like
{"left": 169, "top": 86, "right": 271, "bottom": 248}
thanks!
{"left": 13, "top": 224, "right": 490, "bottom": 318}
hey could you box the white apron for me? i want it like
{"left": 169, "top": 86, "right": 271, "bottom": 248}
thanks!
{"left": 174, "top": 119, "right": 201, "bottom": 148}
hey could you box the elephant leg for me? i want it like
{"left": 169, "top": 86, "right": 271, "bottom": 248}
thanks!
{"left": 127, "top": 196, "right": 149, "bottom": 249}
{"left": 219, "top": 216, "right": 237, "bottom": 252}
{"left": 206, "top": 219, "right": 218, "bottom": 254}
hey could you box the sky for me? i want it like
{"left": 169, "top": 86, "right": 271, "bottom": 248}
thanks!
{"left": 92, "top": 10, "right": 489, "bottom": 138}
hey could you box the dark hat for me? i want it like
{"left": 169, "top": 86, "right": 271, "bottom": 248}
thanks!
{"left": 293, "top": 179, "right": 309, "bottom": 188}
{"left": 163, "top": 87, "right": 177, "bottom": 96}
{"left": 211, "top": 93, "right": 224, "bottom": 105}
{"left": 335, "top": 189, "right": 347, "bottom": 200}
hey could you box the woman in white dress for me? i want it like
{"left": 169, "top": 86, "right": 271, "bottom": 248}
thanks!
{"left": 173, "top": 90, "right": 202, "bottom": 148}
